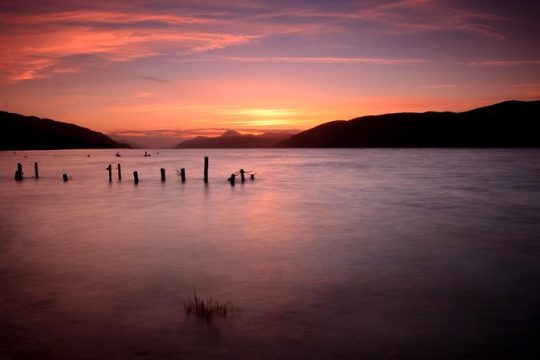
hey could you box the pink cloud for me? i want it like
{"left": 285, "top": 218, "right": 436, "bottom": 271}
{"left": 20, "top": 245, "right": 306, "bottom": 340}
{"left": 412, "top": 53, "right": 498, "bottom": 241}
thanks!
{"left": 0, "top": 8, "right": 262, "bottom": 82}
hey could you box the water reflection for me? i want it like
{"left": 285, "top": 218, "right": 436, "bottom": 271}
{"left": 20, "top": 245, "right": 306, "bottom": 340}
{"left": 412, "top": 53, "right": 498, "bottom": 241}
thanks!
{"left": 1, "top": 149, "right": 540, "bottom": 359}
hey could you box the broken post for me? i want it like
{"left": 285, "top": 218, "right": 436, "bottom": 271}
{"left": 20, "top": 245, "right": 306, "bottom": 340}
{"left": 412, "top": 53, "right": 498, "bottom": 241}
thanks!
{"left": 204, "top": 156, "right": 209, "bottom": 183}
{"left": 117, "top": 163, "right": 121, "bottom": 181}
{"left": 34, "top": 162, "right": 39, "bottom": 179}
{"left": 240, "top": 169, "right": 245, "bottom": 183}
{"left": 133, "top": 171, "right": 139, "bottom": 184}
{"left": 15, "top": 163, "right": 23, "bottom": 181}
{"left": 106, "top": 164, "right": 112, "bottom": 182}
{"left": 229, "top": 173, "right": 236, "bottom": 186}
{"left": 160, "top": 168, "right": 166, "bottom": 182}
{"left": 62, "top": 174, "right": 68, "bottom": 182}
{"left": 180, "top": 168, "right": 186, "bottom": 183}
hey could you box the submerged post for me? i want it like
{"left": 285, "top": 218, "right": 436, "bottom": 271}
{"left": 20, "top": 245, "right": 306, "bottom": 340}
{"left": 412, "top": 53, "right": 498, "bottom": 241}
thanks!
{"left": 240, "top": 169, "right": 245, "bottom": 183}
{"left": 15, "top": 163, "right": 23, "bottom": 181}
{"left": 133, "top": 171, "right": 139, "bottom": 184}
{"left": 34, "top": 162, "right": 39, "bottom": 179}
{"left": 62, "top": 173, "right": 68, "bottom": 182}
{"left": 229, "top": 173, "right": 236, "bottom": 186}
{"left": 180, "top": 168, "right": 186, "bottom": 183}
{"left": 106, "top": 164, "right": 112, "bottom": 182}
{"left": 204, "top": 156, "right": 209, "bottom": 183}
{"left": 117, "top": 163, "right": 121, "bottom": 181}
{"left": 160, "top": 168, "right": 166, "bottom": 182}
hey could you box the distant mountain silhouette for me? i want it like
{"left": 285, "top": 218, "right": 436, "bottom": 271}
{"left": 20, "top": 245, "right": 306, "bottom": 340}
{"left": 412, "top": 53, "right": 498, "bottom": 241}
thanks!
{"left": 107, "top": 133, "right": 183, "bottom": 149}
{"left": 176, "top": 130, "right": 294, "bottom": 148}
{"left": 1, "top": 111, "right": 129, "bottom": 150}
{"left": 221, "top": 130, "right": 243, "bottom": 137}
{"left": 278, "top": 100, "right": 540, "bottom": 147}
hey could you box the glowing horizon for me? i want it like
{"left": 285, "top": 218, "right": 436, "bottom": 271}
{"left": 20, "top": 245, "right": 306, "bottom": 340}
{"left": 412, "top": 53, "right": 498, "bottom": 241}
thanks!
{"left": 1, "top": 0, "right": 539, "bottom": 135}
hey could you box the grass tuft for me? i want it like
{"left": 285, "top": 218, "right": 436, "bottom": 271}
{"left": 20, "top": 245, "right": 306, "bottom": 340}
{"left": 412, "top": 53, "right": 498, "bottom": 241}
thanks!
{"left": 183, "top": 286, "right": 231, "bottom": 321}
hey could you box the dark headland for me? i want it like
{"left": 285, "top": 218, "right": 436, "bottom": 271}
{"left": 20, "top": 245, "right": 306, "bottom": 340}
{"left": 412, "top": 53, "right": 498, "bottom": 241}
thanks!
{"left": 0, "top": 111, "right": 129, "bottom": 150}
{"left": 278, "top": 100, "right": 540, "bottom": 147}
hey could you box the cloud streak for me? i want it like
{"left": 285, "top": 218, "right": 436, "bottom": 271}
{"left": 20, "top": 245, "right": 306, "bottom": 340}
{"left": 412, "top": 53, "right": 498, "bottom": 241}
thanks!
{"left": 137, "top": 75, "right": 171, "bottom": 83}
{"left": 466, "top": 60, "right": 540, "bottom": 67}
{"left": 221, "top": 56, "right": 426, "bottom": 65}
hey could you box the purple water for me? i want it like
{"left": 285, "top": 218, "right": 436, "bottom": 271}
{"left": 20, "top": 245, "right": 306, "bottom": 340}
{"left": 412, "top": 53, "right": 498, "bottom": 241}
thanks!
{"left": 1, "top": 149, "right": 539, "bottom": 359}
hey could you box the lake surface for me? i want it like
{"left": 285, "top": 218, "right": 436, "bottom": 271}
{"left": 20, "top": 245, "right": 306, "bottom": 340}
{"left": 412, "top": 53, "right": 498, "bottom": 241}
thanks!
{"left": 1, "top": 149, "right": 539, "bottom": 359}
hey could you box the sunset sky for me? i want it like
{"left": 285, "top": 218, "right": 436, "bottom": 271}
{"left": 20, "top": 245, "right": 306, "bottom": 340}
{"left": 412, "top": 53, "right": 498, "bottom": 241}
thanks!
{"left": 1, "top": 0, "right": 539, "bottom": 138}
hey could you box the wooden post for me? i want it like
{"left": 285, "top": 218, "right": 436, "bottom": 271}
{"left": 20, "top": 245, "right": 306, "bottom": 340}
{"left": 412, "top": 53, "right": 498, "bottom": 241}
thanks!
{"left": 62, "top": 174, "right": 68, "bottom": 182}
{"left": 240, "top": 169, "right": 245, "bottom": 183}
{"left": 15, "top": 163, "right": 23, "bottom": 181}
{"left": 160, "top": 168, "right": 166, "bottom": 182}
{"left": 133, "top": 171, "right": 139, "bottom": 184}
{"left": 204, "top": 156, "right": 209, "bottom": 183}
{"left": 106, "top": 164, "right": 112, "bottom": 182}
{"left": 180, "top": 168, "right": 186, "bottom": 183}
{"left": 34, "top": 162, "right": 39, "bottom": 179}
{"left": 117, "top": 163, "right": 121, "bottom": 181}
{"left": 229, "top": 173, "right": 236, "bottom": 186}
{"left": 251, "top": 174, "right": 255, "bottom": 180}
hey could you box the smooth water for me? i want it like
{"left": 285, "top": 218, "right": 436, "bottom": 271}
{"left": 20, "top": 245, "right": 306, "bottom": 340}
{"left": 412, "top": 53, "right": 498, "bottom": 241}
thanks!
{"left": 1, "top": 149, "right": 539, "bottom": 359}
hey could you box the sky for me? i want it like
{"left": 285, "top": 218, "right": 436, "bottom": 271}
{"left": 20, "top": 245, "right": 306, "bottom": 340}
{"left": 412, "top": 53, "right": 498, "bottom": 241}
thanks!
{"left": 1, "top": 0, "right": 539, "bottom": 138}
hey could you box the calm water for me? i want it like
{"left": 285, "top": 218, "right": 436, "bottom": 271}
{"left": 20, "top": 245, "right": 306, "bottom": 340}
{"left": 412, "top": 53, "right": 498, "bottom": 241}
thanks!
{"left": 1, "top": 149, "right": 539, "bottom": 359}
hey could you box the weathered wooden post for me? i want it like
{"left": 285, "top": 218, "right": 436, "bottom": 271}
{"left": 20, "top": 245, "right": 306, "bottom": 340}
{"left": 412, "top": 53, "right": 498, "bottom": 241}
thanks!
{"left": 15, "top": 163, "right": 23, "bottom": 181}
{"left": 62, "top": 174, "right": 68, "bottom": 182}
{"left": 204, "top": 156, "right": 209, "bottom": 183}
{"left": 160, "top": 168, "right": 166, "bottom": 182}
{"left": 240, "top": 169, "right": 245, "bottom": 183}
{"left": 34, "top": 162, "right": 39, "bottom": 179}
{"left": 180, "top": 168, "right": 186, "bottom": 183}
{"left": 133, "top": 171, "right": 139, "bottom": 184}
{"left": 251, "top": 174, "right": 255, "bottom": 180}
{"left": 117, "top": 163, "right": 121, "bottom": 181}
{"left": 229, "top": 173, "right": 236, "bottom": 186}
{"left": 106, "top": 164, "right": 112, "bottom": 182}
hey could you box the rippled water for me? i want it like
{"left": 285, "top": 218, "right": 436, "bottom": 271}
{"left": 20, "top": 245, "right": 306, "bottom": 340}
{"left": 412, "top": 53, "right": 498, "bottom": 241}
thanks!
{"left": 1, "top": 148, "right": 539, "bottom": 359}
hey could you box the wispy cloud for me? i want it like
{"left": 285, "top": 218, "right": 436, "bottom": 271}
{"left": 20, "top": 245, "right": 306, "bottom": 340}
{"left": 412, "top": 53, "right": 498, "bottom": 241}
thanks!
{"left": 0, "top": 9, "right": 260, "bottom": 82}
{"left": 287, "top": 0, "right": 507, "bottom": 39}
{"left": 221, "top": 56, "right": 426, "bottom": 65}
{"left": 134, "top": 92, "right": 156, "bottom": 98}
{"left": 137, "top": 75, "right": 171, "bottom": 83}
{"left": 466, "top": 60, "right": 540, "bottom": 67}
{"left": 14, "top": 10, "right": 219, "bottom": 26}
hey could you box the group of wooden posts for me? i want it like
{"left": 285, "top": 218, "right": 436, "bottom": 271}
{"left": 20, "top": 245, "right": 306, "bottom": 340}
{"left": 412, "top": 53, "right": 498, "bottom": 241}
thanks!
{"left": 14, "top": 161, "right": 70, "bottom": 182}
{"left": 14, "top": 162, "right": 59, "bottom": 181}
{"left": 14, "top": 156, "right": 255, "bottom": 186}
{"left": 227, "top": 169, "right": 256, "bottom": 185}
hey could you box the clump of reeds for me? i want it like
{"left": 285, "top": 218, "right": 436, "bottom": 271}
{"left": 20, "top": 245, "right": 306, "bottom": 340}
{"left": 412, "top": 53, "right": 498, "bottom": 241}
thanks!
{"left": 183, "top": 286, "right": 231, "bottom": 321}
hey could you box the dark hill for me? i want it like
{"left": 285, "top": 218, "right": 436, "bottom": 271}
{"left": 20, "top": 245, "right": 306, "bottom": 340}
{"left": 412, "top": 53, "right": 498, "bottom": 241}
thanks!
{"left": 278, "top": 100, "right": 540, "bottom": 147}
{"left": 176, "top": 130, "right": 293, "bottom": 148}
{"left": 0, "top": 111, "right": 128, "bottom": 150}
